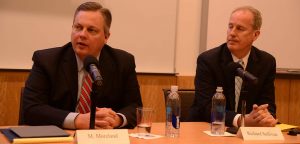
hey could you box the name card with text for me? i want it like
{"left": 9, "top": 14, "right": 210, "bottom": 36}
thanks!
{"left": 76, "top": 129, "right": 130, "bottom": 144}
{"left": 238, "top": 127, "right": 284, "bottom": 141}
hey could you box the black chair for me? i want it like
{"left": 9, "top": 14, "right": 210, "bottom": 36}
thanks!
{"left": 163, "top": 89, "right": 195, "bottom": 122}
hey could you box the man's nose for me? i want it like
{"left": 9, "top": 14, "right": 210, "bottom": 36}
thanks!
{"left": 229, "top": 28, "right": 236, "bottom": 35}
{"left": 79, "top": 29, "right": 88, "bottom": 38}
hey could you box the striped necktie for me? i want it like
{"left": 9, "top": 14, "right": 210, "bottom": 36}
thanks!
{"left": 235, "top": 60, "right": 244, "bottom": 112}
{"left": 76, "top": 74, "right": 93, "bottom": 113}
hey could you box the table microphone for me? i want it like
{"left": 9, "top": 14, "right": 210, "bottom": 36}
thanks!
{"left": 83, "top": 55, "right": 103, "bottom": 129}
{"left": 83, "top": 55, "right": 103, "bottom": 87}
{"left": 228, "top": 62, "right": 258, "bottom": 84}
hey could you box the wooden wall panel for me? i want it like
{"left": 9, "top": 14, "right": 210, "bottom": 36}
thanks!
{"left": 177, "top": 76, "right": 194, "bottom": 89}
{"left": 274, "top": 79, "right": 290, "bottom": 124}
{"left": 0, "top": 70, "right": 300, "bottom": 126}
{"left": 137, "top": 74, "right": 177, "bottom": 122}
{"left": 289, "top": 79, "right": 300, "bottom": 126}
{"left": 0, "top": 71, "right": 29, "bottom": 126}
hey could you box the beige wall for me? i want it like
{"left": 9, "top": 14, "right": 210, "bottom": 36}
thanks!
{"left": 0, "top": 0, "right": 178, "bottom": 73}
{"left": 206, "top": 0, "right": 300, "bottom": 69}
{"left": 175, "top": 0, "right": 202, "bottom": 76}
{"left": 176, "top": 0, "right": 300, "bottom": 76}
{"left": 1, "top": 0, "right": 300, "bottom": 75}
{"left": 0, "top": 0, "right": 201, "bottom": 75}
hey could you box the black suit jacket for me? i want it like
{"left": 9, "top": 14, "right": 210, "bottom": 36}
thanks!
{"left": 23, "top": 42, "right": 142, "bottom": 128}
{"left": 189, "top": 43, "right": 276, "bottom": 127}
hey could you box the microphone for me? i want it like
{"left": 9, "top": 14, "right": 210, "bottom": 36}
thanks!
{"left": 83, "top": 55, "right": 103, "bottom": 129}
{"left": 228, "top": 62, "right": 258, "bottom": 84}
{"left": 83, "top": 55, "right": 103, "bottom": 87}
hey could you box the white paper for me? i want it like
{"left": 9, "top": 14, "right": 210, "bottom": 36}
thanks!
{"left": 129, "top": 133, "right": 164, "bottom": 139}
{"left": 203, "top": 131, "right": 236, "bottom": 137}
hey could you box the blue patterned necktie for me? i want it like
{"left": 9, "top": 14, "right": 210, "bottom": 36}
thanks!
{"left": 235, "top": 60, "right": 244, "bottom": 112}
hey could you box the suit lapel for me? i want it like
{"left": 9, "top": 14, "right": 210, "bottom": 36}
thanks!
{"left": 220, "top": 45, "right": 236, "bottom": 111}
{"left": 97, "top": 45, "right": 117, "bottom": 105}
{"left": 99, "top": 45, "right": 116, "bottom": 70}
{"left": 246, "top": 47, "right": 259, "bottom": 77}
{"left": 61, "top": 44, "right": 78, "bottom": 110}
{"left": 240, "top": 47, "right": 260, "bottom": 105}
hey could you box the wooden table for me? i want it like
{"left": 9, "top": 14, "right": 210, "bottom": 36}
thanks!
{"left": 1, "top": 122, "right": 299, "bottom": 144}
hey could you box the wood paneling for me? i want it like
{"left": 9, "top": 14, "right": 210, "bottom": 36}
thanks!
{"left": 0, "top": 70, "right": 300, "bottom": 126}
{"left": 137, "top": 74, "right": 177, "bottom": 122}
{"left": 289, "top": 79, "right": 300, "bottom": 126}
{"left": 0, "top": 71, "right": 29, "bottom": 126}
{"left": 177, "top": 76, "right": 194, "bottom": 89}
{"left": 274, "top": 79, "right": 290, "bottom": 124}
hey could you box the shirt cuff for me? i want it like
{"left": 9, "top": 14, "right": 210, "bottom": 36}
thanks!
{"left": 233, "top": 114, "right": 241, "bottom": 127}
{"left": 63, "top": 112, "right": 79, "bottom": 129}
{"left": 116, "top": 113, "right": 127, "bottom": 128}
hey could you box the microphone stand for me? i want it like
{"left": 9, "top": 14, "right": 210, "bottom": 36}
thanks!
{"left": 239, "top": 77, "right": 248, "bottom": 127}
{"left": 89, "top": 81, "right": 102, "bottom": 129}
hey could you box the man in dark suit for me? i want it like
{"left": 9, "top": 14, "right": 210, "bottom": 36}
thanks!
{"left": 189, "top": 6, "right": 277, "bottom": 127}
{"left": 22, "top": 2, "right": 142, "bottom": 129}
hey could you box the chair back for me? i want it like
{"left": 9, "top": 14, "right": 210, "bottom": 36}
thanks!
{"left": 163, "top": 89, "right": 195, "bottom": 122}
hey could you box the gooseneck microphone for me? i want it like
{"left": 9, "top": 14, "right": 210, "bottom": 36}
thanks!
{"left": 83, "top": 55, "right": 103, "bottom": 129}
{"left": 228, "top": 62, "right": 258, "bottom": 84}
{"left": 83, "top": 55, "right": 103, "bottom": 87}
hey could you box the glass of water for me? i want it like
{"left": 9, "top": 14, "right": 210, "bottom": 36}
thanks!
{"left": 136, "top": 107, "right": 154, "bottom": 136}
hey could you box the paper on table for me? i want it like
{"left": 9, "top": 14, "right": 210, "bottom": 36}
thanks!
{"left": 276, "top": 123, "right": 298, "bottom": 131}
{"left": 129, "top": 133, "right": 163, "bottom": 139}
{"left": 13, "top": 136, "right": 73, "bottom": 144}
{"left": 203, "top": 131, "right": 236, "bottom": 137}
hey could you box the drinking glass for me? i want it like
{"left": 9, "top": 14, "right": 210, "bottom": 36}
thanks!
{"left": 136, "top": 107, "right": 153, "bottom": 136}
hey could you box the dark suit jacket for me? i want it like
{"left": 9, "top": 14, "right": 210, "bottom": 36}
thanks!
{"left": 22, "top": 42, "right": 142, "bottom": 129}
{"left": 189, "top": 43, "right": 276, "bottom": 127}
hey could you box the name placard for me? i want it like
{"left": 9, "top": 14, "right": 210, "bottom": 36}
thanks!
{"left": 237, "top": 127, "right": 284, "bottom": 141}
{"left": 76, "top": 129, "right": 130, "bottom": 144}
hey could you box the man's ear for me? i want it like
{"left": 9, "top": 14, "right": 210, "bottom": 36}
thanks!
{"left": 104, "top": 32, "right": 110, "bottom": 43}
{"left": 105, "top": 32, "right": 110, "bottom": 39}
{"left": 253, "top": 30, "right": 260, "bottom": 41}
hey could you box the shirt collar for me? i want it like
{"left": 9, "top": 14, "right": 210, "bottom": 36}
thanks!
{"left": 231, "top": 50, "right": 251, "bottom": 69}
{"left": 75, "top": 53, "right": 101, "bottom": 72}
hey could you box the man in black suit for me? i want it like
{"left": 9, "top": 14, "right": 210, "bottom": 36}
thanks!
{"left": 22, "top": 2, "right": 142, "bottom": 129}
{"left": 189, "top": 6, "right": 277, "bottom": 127}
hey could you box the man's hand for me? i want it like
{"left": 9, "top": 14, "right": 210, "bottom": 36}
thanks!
{"left": 74, "top": 113, "right": 90, "bottom": 129}
{"left": 243, "top": 104, "right": 277, "bottom": 127}
{"left": 94, "top": 107, "right": 122, "bottom": 129}
{"left": 74, "top": 107, "right": 122, "bottom": 129}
